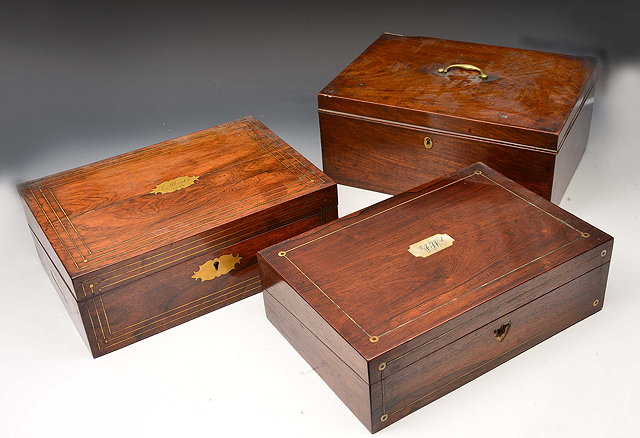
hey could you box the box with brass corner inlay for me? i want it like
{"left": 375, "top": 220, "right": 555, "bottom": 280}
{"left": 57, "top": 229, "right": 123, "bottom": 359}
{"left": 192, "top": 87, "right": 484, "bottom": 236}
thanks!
{"left": 18, "top": 116, "right": 337, "bottom": 357}
{"left": 258, "top": 162, "right": 612, "bottom": 433}
{"left": 319, "top": 33, "right": 597, "bottom": 204}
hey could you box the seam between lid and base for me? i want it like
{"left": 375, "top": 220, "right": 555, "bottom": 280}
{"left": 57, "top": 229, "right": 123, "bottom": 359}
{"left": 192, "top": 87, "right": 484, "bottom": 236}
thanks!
{"left": 318, "top": 79, "right": 596, "bottom": 155}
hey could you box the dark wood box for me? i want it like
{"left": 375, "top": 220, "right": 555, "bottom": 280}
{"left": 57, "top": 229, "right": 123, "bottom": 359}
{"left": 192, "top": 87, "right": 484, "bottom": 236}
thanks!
{"left": 18, "top": 116, "right": 337, "bottom": 357}
{"left": 319, "top": 33, "right": 597, "bottom": 203}
{"left": 258, "top": 162, "right": 612, "bottom": 433}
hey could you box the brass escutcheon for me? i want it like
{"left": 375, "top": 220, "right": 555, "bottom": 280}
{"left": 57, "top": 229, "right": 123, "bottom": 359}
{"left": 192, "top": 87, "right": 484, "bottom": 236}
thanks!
{"left": 423, "top": 136, "right": 433, "bottom": 149}
{"left": 380, "top": 414, "right": 389, "bottom": 422}
{"left": 493, "top": 322, "right": 511, "bottom": 342}
{"left": 593, "top": 298, "right": 599, "bottom": 307}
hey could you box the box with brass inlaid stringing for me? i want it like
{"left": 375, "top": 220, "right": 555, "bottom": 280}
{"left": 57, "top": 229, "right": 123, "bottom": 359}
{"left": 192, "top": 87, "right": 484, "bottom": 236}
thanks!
{"left": 18, "top": 116, "right": 337, "bottom": 357}
{"left": 258, "top": 162, "right": 612, "bottom": 433}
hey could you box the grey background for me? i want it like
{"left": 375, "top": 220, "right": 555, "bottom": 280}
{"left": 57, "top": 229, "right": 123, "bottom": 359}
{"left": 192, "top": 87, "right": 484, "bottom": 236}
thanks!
{"left": 1, "top": 0, "right": 638, "bottom": 180}
{"left": 2, "top": 3, "right": 640, "bottom": 437}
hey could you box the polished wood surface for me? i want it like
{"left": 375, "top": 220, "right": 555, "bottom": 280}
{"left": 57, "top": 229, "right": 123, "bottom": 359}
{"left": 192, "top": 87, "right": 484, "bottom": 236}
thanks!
{"left": 259, "top": 162, "right": 613, "bottom": 432}
{"left": 18, "top": 116, "right": 337, "bottom": 356}
{"left": 318, "top": 33, "right": 597, "bottom": 201}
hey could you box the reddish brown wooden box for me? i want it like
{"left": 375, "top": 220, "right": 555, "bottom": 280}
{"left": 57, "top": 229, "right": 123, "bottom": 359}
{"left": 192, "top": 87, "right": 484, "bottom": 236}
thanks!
{"left": 258, "top": 162, "right": 612, "bottom": 433}
{"left": 18, "top": 116, "right": 337, "bottom": 357}
{"left": 319, "top": 33, "right": 597, "bottom": 203}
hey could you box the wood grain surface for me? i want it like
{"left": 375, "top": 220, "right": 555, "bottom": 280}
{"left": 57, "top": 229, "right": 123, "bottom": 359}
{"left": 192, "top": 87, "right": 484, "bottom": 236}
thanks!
{"left": 18, "top": 116, "right": 337, "bottom": 356}
{"left": 259, "top": 162, "right": 613, "bottom": 432}
{"left": 318, "top": 33, "right": 597, "bottom": 201}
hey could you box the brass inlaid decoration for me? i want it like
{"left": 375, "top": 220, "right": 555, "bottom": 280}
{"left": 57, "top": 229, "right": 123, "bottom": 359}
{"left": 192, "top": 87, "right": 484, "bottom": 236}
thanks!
{"left": 408, "top": 233, "right": 454, "bottom": 258}
{"left": 192, "top": 254, "right": 242, "bottom": 281}
{"left": 150, "top": 175, "right": 200, "bottom": 194}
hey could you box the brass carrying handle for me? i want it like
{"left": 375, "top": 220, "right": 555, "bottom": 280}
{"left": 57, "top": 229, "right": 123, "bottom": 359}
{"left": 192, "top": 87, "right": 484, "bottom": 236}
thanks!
{"left": 438, "top": 64, "right": 488, "bottom": 80}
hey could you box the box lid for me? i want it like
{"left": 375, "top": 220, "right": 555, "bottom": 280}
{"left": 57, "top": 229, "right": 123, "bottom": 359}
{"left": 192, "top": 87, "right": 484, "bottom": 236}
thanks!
{"left": 19, "top": 116, "right": 332, "bottom": 297}
{"left": 318, "top": 34, "right": 596, "bottom": 151}
{"left": 259, "top": 163, "right": 612, "bottom": 363}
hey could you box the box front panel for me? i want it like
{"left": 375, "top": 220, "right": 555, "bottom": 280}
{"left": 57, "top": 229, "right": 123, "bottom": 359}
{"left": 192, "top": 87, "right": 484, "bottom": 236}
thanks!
{"left": 320, "top": 113, "right": 555, "bottom": 199}
{"left": 370, "top": 263, "right": 609, "bottom": 432}
{"left": 80, "top": 207, "right": 336, "bottom": 356}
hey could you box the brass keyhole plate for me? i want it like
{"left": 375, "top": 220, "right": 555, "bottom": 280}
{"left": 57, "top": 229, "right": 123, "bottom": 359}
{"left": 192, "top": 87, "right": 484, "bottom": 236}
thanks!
{"left": 494, "top": 322, "right": 511, "bottom": 342}
{"left": 423, "top": 136, "right": 433, "bottom": 149}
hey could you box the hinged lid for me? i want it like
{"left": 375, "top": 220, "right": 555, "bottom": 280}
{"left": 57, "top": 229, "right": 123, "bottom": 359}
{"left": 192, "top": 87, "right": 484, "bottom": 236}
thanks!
{"left": 260, "top": 163, "right": 612, "bottom": 365}
{"left": 19, "top": 116, "right": 333, "bottom": 299}
{"left": 318, "top": 34, "right": 596, "bottom": 151}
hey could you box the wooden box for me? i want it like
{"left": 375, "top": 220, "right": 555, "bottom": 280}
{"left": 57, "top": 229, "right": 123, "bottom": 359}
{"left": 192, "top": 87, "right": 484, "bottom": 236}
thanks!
{"left": 18, "top": 116, "right": 337, "bottom": 357}
{"left": 258, "top": 162, "right": 612, "bottom": 433}
{"left": 319, "top": 33, "right": 597, "bottom": 203}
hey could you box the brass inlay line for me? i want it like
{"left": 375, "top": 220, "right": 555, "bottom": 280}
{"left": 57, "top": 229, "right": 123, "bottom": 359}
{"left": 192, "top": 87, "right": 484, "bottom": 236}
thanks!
{"left": 28, "top": 187, "right": 79, "bottom": 269}
{"left": 91, "top": 281, "right": 262, "bottom": 348}
{"left": 47, "top": 187, "right": 92, "bottom": 255}
{"left": 38, "top": 186, "right": 88, "bottom": 261}
{"left": 478, "top": 173, "right": 581, "bottom": 233}
{"left": 243, "top": 123, "right": 304, "bottom": 182}
{"left": 283, "top": 254, "right": 372, "bottom": 338}
{"left": 279, "top": 170, "right": 588, "bottom": 343}
{"left": 243, "top": 119, "right": 321, "bottom": 183}
{"left": 382, "top": 307, "right": 593, "bottom": 418}
{"left": 104, "top": 277, "right": 261, "bottom": 335}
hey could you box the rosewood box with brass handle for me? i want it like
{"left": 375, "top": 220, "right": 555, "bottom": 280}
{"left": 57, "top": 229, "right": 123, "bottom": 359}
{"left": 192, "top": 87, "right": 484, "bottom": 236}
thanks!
{"left": 258, "top": 162, "right": 612, "bottom": 433}
{"left": 318, "top": 33, "right": 597, "bottom": 204}
{"left": 17, "top": 116, "right": 337, "bottom": 357}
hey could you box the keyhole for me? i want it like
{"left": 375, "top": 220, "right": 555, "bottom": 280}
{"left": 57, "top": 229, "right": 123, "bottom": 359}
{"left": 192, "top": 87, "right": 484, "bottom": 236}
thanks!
{"left": 423, "top": 136, "right": 433, "bottom": 149}
{"left": 213, "top": 261, "right": 219, "bottom": 270}
{"left": 493, "top": 322, "right": 511, "bottom": 342}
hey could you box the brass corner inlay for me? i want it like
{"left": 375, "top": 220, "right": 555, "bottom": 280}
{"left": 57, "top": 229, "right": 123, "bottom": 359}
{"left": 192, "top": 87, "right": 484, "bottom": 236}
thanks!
{"left": 408, "top": 233, "right": 455, "bottom": 258}
{"left": 192, "top": 254, "right": 242, "bottom": 281}
{"left": 151, "top": 175, "right": 200, "bottom": 194}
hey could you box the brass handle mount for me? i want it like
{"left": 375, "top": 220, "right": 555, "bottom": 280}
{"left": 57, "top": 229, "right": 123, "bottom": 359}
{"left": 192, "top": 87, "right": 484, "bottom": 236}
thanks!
{"left": 493, "top": 322, "right": 511, "bottom": 342}
{"left": 438, "top": 63, "right": 488, "bottom": 80}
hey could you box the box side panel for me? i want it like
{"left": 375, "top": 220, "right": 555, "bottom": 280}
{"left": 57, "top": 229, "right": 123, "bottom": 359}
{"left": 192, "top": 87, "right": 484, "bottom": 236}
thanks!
{"left": 319, "top": 112, "right": 555, "bottom": 199}
{"left": 32, "top": 232, "right": 92, "bottom": 353}
{"left": 258, "top": 257, "right": 369, "bottom": 382}
{"left": 551, "top": 85, "right": 596, "bottom": 203}
{"left": 370, "top": 262, "right": 609, "bottom": 432}
{"left": 82, "top": 205, "right": 336, "bottom": 357}
{"left": 264, "top": 291, "right": 373, "bottom": 432}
